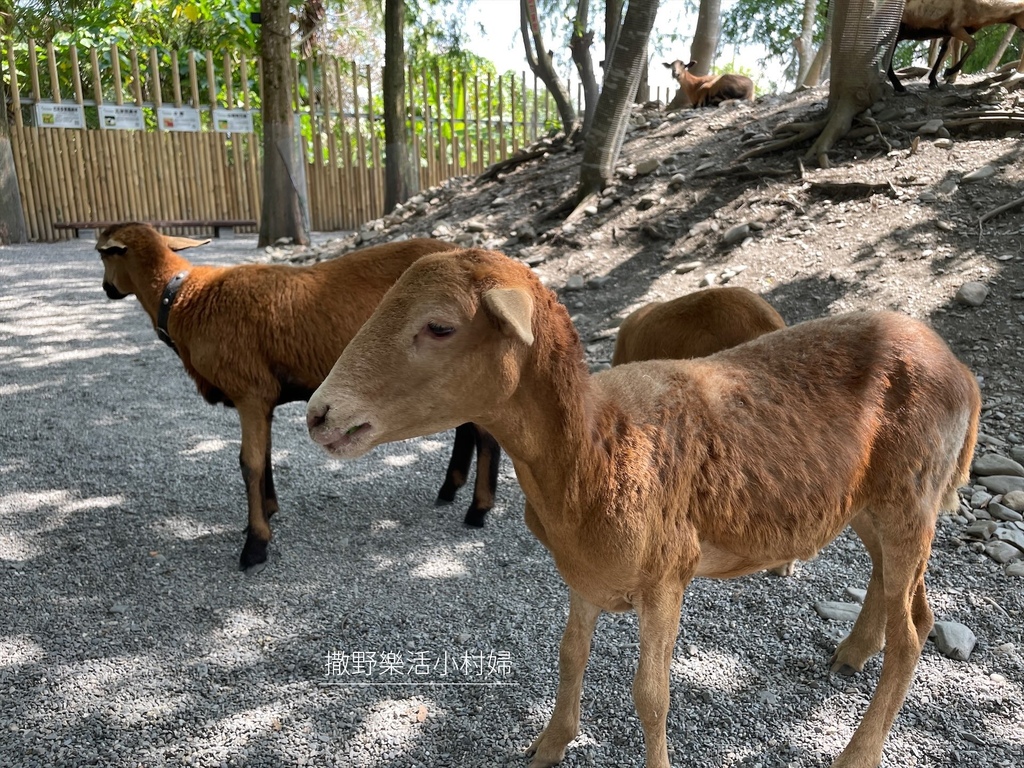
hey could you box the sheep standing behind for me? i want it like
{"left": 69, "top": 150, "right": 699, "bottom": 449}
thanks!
{"left": 307, "top": 248, "right": 980, "bottom": 768}
{"left": 98, "top": 223, "right": 499, "bottom": 569}
{"left": 664, "top": 59, "right": 754, "bottom": 109}
{"left": 612, "top": 286, "right": 797, "bottom": 576}
{"left": 887, "top": 0, "right": 1024, "bottom": 91}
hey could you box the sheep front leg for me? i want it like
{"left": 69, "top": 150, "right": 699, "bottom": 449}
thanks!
{"left": 436, "top": 422, "right": 475, "bottom": 505}
{"left": 465, "top": 425, "right": 501, "bottom": 528}
{"left": 238, "top": 402, "right": 273, "bottom": 570}
{"left": 526, "top": 589, "right": 601, "bottom": 768}
{"left": 264, "top": 413, "right": 279, "bottom": 518}
{"left": 633, "top": 585, "right": 685, "bottom": 768}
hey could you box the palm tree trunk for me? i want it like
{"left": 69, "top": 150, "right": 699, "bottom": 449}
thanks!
{"left": 384, "top": 0, "right": 418, "bottom": 211}
{"left": 689, "top": 0, "right": 722, "bottom": 75}
{"left": 807, "top": 0, "right": 904, "bottom": 166}
{"left": 259, "top": 0, "right": 310, "bottom": 247}
{"left": 577, "top": 0, "right": 659, "bottom": 203}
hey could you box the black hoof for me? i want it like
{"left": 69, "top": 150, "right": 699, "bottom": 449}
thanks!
{"left": 436, "top": 484, "right": 457, "bottom": 505}
{"left": 239, "top": 535, "right": 269, "bottom": 571}
{"left": 463, "top": 507, "right": 488, "bottom": 528}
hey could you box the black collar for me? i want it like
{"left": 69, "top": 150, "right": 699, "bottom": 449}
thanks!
{"left": 156, "top": 271, "right": 189, "bottom": 352}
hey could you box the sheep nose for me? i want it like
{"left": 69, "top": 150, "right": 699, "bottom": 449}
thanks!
{"left": 306, "top": 402, "right": 329, "bottom": 432}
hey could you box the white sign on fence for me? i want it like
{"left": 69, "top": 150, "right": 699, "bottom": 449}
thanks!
{"left": 157, "top": 106, "right": 201, "bottom": 132}
{"left": 212, "top": 108, "right": 254, "bottom": 133}
{"left": 99, "top": 105, "right": 145, "bottom": 130}
{"left": 35, "top": 102, "right": 86, "bottom": 129}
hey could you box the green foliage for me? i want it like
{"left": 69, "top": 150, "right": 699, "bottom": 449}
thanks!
{"left": 721, "top": 0, "right": 829, "bottom": 82}
{"left": 8, "top": 1, "right": 260, "bottom": 50}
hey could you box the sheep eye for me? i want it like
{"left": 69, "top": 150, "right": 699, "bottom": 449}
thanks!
{"left": 426, "top": 322, "right": 455, "bottom": 338}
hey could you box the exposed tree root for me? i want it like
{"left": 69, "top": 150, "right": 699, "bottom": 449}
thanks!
{"left": 734, "top": 120, "right": 826, "bottom": 161}
{"left": 478, "top": 141, "right": 568, "bottom": 182}
{"left": 566, "top": 192, "right": 600, "bottom": 222}
{"left": 980, "top": 195, "right": 1024, "bottom": 226}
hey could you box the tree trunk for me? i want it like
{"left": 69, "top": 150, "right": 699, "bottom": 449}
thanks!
{"left": 633, "top": 44, "right": 650, "bottom": 102}
{"left": 384, "top": 0, "right": 418, "bottom": 211}
{"left": 802, "top": 9, "right": 834, "bottom": 86}
{"left": 986, "top": 26, "right": 1017, "bottom": 71}
{"left": 259, "top": 0, "right": 310, "bottom": 247}
{"left": 0, "top": 79, "right": 27, "bottom": 244}
{"left": 521, "top": 0, "right": 578, "bottom": 138}
{"left": 577, "top": 0, "right": 659, "bottom": 203}
{"left": 795, "top": 0, "right": 818, "bottom": 85}
{"left": 689, "top": 0, "right": 722, "bottom": 76}
{"left": 806, "top": 0, "right": 904, "bottom": 166}
{"left": 603, "top": 0, "right": 623, "bottom": 77}
{"left": 570, "top": 0, "right": 599, "bottom": 137}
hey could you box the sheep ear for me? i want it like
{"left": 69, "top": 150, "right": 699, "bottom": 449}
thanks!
{"left": 482, "top": 288, "right": 534, "bottom": 346}
{"left": 163, "top": 235, "right": 211, "bottom": 252}
{"left": 97, "top": 237, "right": 128, "bottom": 256}
{"left": 685, "top": 61, "right": 697, "bottom": 70}
{"left": 663, "top": 62, "right": 672, "bottom": 69}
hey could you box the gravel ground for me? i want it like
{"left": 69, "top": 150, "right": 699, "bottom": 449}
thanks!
{"left": 1, "top": 230, "right": 1022, "bottom": 768}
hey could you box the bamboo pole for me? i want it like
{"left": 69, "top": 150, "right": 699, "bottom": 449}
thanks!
{"left": 111, "top": 44, "right": 123, "bottom": 105}
{"left": 487, "top": 72, "right": 494, "bottom": 168}
{"left": 497, "top": 74, "right": 505, "bottom": 160}
{"left": 70, "top": 45, "right": 83, "bottom": 105}
{"left": 462, "top": 71, "right": 470, "bottom": 174}
{"left": 319, "top": 54, "right": 338, "bottom": 229}
{"left": 351, "top": 61, "right": 368, "bottom": 224}
{"left": 129, "top": 48, "right": 143, "bottom": 105}
{"left": 45, "top": 41, "right": 61, "bottom": 102}
{"left": 366, "top": 63, "right": 381, "bottom": 215}
{"left": 28, "top": 39, "right": 41, "bottom": 103}
{"left": 448, "top": 67, "right": 456, "bottom": 176}
{"left": 473, "top": 72, "right": 481, "bottom": 174}
{"left": 422, "top": 65, "right": 435, "bottom": 189}
{"left": 334, "top": 58, "right": 353, "bottom": 229}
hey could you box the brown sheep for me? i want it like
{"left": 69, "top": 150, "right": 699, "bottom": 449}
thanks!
{"left": 97, "top": 223, "right": 500, "bottom": 569}
{"left": 887, "top": 0, "right": 1024, "bottom": 91}
{"left": 612, "top": 286, "right": 797, "bottom": 577}
{"left": 306, "top": 247, "right": 980, "bottom": 768}
{"left": 664, "top": 59, "right": 754, "bottom": 109}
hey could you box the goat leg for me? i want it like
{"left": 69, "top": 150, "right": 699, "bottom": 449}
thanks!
{"left": 831, "top": 512, "right": 887, "bottom": 674}
{"left": 464, "top": 425, "right": 501, "bottom": 527}
{"left": 264, "top": 414, "right": 279, "bottom": 518}
{"left": 436, "top": 422, "right": 476, "bottom": 505}
{"left": 633, "top": 584, "right": 686, "bottom": 768}
{"left": 527, "top": 589, "right": 601, "bottom": 768}
{"left": 831, "top": 513, "right": 934, "bottom": 768}
{"left": 942, "top": 28, "right": 974, "bottom": 84}
{"left": 238, "top": 402, "right": 273, "bottom": 570}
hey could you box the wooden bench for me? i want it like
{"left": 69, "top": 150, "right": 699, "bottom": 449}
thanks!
{"left": 54, "top": 219, "right": 257, "bottom": 239}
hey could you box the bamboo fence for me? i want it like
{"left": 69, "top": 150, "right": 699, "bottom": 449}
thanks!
{"left": 1, "top": 40, "right": 611, "bottom": 241}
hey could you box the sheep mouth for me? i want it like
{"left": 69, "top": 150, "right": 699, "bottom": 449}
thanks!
{"left": 320, "top": 421, "right": 375, "bottom": 458}
{"left": 103, "top": 282, "right": 128, "bottom": 300}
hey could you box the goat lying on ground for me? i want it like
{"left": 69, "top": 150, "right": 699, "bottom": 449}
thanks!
{"left": 98, "top": 223, "right": 500, "bottom": 569}
{"left": 307, "top": 247, "right": 980, "bottom": 768}
{"left": 664, "top": 59, "right": 754, "bottom": 109}
{"left": 887, "top": 1, "right": 1024, "bottom": 91}
{"left": 612, "top": 286, "right": 797, "bottom": 577}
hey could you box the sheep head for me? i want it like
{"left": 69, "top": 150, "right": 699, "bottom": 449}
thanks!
{"left": 97, "top": 222, "right": 209, "bottom": 300}
{"left": 306, "top": 248, "right": 536, "bottom": 459}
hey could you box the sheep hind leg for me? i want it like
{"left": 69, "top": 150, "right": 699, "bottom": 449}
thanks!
{"left": 436, "top": 422, "right": 475, "bottom": 505}
{"left": 464, "top": 425, "right": 501, "bottom": 528}
{"left": 238, "top": 402, "right": 273, "bottom": 570}
{"left": 942, "top": 29, "right": 975, "bottom": 84}
{"left": 527, "top": 589, "right": 601, "bottom": 768}
{"left": 831, "top": 509, "right": 935, "bottom": 768}
{"left": 633, "top": 583, "right": 686, "bottom": 768}
{"left": 831, "top": 511, "right": 887, "bottom": 675}
{"left": 264, "top": 414, "right": 279, "bottom": 519}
